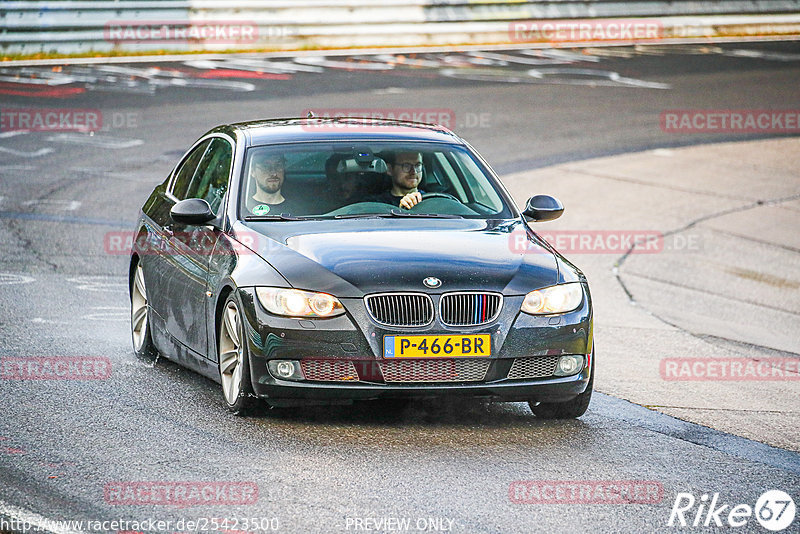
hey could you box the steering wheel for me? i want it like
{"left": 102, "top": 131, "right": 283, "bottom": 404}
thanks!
{"left": 420, "top": 192, "right": 459, "bottom": 202}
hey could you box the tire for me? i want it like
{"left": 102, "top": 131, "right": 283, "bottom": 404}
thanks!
{"left": 218, "top": 293, "right": 259, "bottom": 415}
{"left": 529, "top": 348, "right": 594, "bottom": 419}
{"left": 130, "top": 260, "right": 157, "bottom": 359}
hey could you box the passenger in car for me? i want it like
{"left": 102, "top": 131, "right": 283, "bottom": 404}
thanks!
{"left": 370, "top": 151, "right": 425, "bottom": 209}
{"left": 246, "top": 153, "right": 307, "bottom": 215}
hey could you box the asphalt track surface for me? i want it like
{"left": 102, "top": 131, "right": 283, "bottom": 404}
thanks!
{"left": 0, "top": 41, "right": 799, "bottom": 533}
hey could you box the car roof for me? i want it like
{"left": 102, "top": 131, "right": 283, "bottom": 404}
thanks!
{"left": 224, "top": 117, "right": 465, "bottom": 146}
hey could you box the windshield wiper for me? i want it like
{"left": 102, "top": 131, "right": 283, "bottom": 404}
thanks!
{"left": 386, "top": 210, "right": 462, "bottom": 219}
{"left": 245, "top": 214, "right": 307, "bottom": 221}
{"left": 333, "top": 212, "right": 393, "bottom": 219}
{"left": 334, "top": 210, "right": 463, "bottom": 219}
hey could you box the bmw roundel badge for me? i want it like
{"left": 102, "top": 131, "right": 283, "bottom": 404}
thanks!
{"left": 423, "top": 277, "right": 442, "bottom": 288}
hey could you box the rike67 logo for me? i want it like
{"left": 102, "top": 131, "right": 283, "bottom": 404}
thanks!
{"left": 668, "top": 490, "right": 795, "bottom": 531}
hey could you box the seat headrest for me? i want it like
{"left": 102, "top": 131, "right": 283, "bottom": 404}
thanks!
{"left": 336, "top": 157, "right": 388, "bottom": 175}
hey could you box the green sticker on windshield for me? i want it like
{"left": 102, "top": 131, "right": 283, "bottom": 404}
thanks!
{"left": 252, "top": 204, "right": 271, "bottom": 216}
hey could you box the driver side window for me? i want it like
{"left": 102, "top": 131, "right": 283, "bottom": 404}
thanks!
{"left": 171, "top": 138, "right": 233, "bottom": 214}
{"left": 189, "top": 138, "right": 233, "bottom": 214}
{"left": 171, "top": 140, "right": 210, "bottom": 201}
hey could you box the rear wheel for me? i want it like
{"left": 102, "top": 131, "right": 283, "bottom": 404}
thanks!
{"left": 218, "top": 294, "right": 258, "bottom": 415}
{"left": 130, "top": 261, "right": 157, "bottom": 358}
{"left": 529, "top": 348, "right": 594, "bottom": 419}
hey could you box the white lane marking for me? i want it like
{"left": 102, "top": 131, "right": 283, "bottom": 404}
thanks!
{"left": 92, "top": 65, "right": 255, "bottom": 89}
{"left": 31, "top": 317, "right": 70, "bottom": 325}
{"left": 581, "top": 47, "right": 638, "bottom": 58}
{"left": 185, "top": 58, "right": 324, "bottom": 73}
{"left": 82, "top": 306, "right": 128, "bottom": 322}
{"left": 0, "top": 499, "right": 84, "bottom": 534}
{"left": 725, "top": 49, "right": 800, "bottom": 61}
{"left": 633, "top": 44, "right": 723, "bottom": 56}
{"left": 467, "top": 50, "right": 575, "bottom": 65}
{"left": 2, "top": 65, "right": 256, "bottom": 94}
{"left": 435, "top": 53, "right": 508, "bottom": 67}
{"left": 238, "top": 59, "right": 324, "bottom": 73}
{"left": 439, "top": 66, "right": 671, "bottom": 88}
{"left": 371, "top": 87, "right": 408, "bottom": 95}
{"left": 292, "top": 56, "right": 395, "bottom": 70}
{"left": 652, "top": 148, "right": 674, "bottom": 157}
{"left": 92, "top": 64, "right": 167, "bottom": 77}
{"left": 527, "top": 68, "right": 672, "bottom": 89}
{"left": 67, "top": 276, "right": 126, "bottom": 293}
{"left": 45, "top": 134, "right": 143, "bottom": 149}
{"left": 439, "top": 67, "right": 528, "bottom": 82}
{"left": 0, "top": 131, "right": 30, "bottom": 139}
{"left": 21, "top": 200, "right": 81, "bottom": 212}
{"left": 0, "top": 165, "right": 38, "bottom": 172}
{"left": 519, "top": 49, "right": 601, "bottom": 63}
{"left": 0, "top": 73, "right": 76, "bottom": 86}
{"left": 167, "top": 77, "right": 256, "bottom": 91}
{"left": 357, "top": 54, "right": 443, "bottom": 68}
{"left": 0, "top": 146, "right": 54, "bottom": 158}
{"left": 0, "top": 273, "right": 35, "bottom": 285}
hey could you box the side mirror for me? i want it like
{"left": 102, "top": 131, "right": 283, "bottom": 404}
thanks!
{"left": 523, "top": 195, "right": 564, "bottom": 222}
{"left": 170, "top": 198, "right": 215, "bottom": 225}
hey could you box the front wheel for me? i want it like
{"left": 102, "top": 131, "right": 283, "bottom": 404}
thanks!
{"left": 218, "top": 294, "right": 259, "bottom": 415}
{"left": 529, "top": 348, "right": 594, "bottom": 419}
{"left": 130, "top": 261, "right": 157, "bottom": 359}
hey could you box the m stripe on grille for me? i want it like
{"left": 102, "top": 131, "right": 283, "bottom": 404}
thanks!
{"left": 440, "top": 293, "right": 502, "bottom": 326}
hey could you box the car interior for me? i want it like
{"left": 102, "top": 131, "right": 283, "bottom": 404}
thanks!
{"left": 241, "top": 145, "right": 510, "bottom": 218}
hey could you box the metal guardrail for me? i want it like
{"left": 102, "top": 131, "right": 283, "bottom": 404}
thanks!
{"left": 2, "top": 1, "right": 800, "bottom": 55}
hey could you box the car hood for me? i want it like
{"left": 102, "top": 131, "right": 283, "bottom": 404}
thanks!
{"left": 236, "top": 219, "right": 559, "bottom": 297}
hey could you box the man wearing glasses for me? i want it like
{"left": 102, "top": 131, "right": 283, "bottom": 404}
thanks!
{"left": 371, "top": 151, "right": 425, "bottom": 209}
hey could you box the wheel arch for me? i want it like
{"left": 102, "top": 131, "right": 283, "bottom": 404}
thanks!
{"left": 213, "top": 284, "right": 236, "bottom": 357}
{"left": 128, "top": 253, "right": 141, "bottom": 301}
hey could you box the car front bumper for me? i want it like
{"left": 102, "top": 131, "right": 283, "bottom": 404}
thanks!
{"left": 236, "top": 287, "right": 593, "bottom": 405}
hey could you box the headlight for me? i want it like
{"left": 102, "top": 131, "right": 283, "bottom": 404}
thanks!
{"left": 255, "top": 287, "right": 345, "bottom": 318}
{"left": 521, "top": 283, "right": 583, "bottom": 315}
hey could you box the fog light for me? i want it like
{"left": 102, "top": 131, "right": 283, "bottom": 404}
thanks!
{"left": 276, "top": 361, "right": 294, "bottom": 377}
{"left": 268, "top": 360, "right": 303, "bottom": 381}
{"left": 554, "top": 355, "right": 584, "bottom": 376}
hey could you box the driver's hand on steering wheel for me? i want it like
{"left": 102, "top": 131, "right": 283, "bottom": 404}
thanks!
{"left": 399, "top": 191, "right": 422, "bottom": 210}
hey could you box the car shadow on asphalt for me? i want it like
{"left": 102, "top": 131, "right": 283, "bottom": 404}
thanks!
{"left": 247, "top": 397, "right": 590, "bottom": 429}
{"left": 134, "top": 350, "right": 593, "bottom": 435}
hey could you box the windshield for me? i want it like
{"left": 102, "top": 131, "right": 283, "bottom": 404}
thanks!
{"left": 239, "top": 142, "right": 515, "bottom": 219}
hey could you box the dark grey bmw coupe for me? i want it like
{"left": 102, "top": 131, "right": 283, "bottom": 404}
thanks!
{"left": 129, "top": 117, "right": 594, "bottom": 417}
